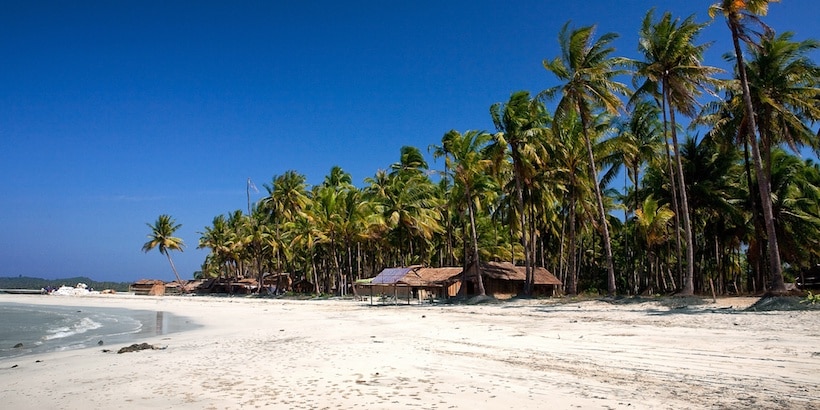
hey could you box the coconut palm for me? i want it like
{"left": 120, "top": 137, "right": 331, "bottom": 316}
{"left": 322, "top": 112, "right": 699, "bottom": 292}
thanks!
{"left": 142, "top": 214, "right": 185, "bottom": 284}
{"left": 768, "top": 151, "right": 820, "bottom": 270}
{"left": 709, "top": 0, "right": 786, "bottom": 292}
{"left": 490, "top": 91, "right": 549, "bottom": 295}
{"left": 632, "top": 9, "right": 721, "bottom": 295}
{"left": 547, "top": 110, "right": 592, "bottom": 294}
{"left": 745, "top": 32, "right": 820, "bottom": 173}
{"left": 542, "top": 22, "right": 629, "bottom": 296}
{"left": 635, "top": 195, "right": 675, "bottom": 292}
{"left": 441, "top": 129, "right": 498, "bottom": 296}
{"left": 197, "top": 214, "right": 235, "bottom": 279}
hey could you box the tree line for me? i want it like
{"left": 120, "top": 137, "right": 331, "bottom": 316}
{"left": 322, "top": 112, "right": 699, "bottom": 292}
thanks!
{"left": 146, "top": 1, "right": 819, "bottom": 297}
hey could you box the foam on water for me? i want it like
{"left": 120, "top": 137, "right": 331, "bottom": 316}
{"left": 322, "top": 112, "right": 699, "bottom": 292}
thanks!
{"left": 43, "top": 316, "right": 103, "bottom": 341}
{"left": 0, "top": 301, "right": 197, "bottom": 359}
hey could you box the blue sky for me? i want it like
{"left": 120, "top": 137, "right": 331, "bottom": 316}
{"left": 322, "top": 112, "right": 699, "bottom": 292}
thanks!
{"left": 1, "top": 1, "right": 817, "bottom": 283}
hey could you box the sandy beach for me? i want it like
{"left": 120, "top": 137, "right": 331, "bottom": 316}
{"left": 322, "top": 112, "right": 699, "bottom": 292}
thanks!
{"left": 1, "top": 294, "right": 818, "bottom": 409}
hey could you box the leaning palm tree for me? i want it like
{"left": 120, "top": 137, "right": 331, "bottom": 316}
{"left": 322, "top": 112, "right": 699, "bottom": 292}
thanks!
{"left": 542, "top": 22, "right": 629, "bottom": 296}
{"left": 143, "top": 214, "right": 185, "bottom": 284}
{"left": 632, "top": 9, "right": 721, "bottom": 295}
{"left": 709, "top": 0, "right": 786, "bottom": 292}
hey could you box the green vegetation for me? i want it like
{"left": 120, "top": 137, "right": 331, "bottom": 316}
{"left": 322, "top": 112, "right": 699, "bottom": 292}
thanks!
{"left": 0, "top": 276, "right": 130, "bottom": 292}
{"left": 142, "top": 214, "right": 186, "bottom": 284}
{"left": 189, "top": 2, "right": 817, "bottom": 298}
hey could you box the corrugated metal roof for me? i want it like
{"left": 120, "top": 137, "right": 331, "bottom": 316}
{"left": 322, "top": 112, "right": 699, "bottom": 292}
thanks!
{"left": 370, "top": 267, "right": 414, "bottom": 285}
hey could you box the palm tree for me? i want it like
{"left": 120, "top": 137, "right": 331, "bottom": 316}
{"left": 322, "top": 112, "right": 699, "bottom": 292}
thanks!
{"left": 632, "top": 9, "right": 721, "bottom": 295}
{"left": 547, "top": 110, "right": 592, "bottom": 295}
{"left": 709, "top": 0, "right": 786, "bottom": 292}
{"left": 490, "top": 91, "right": 549, "bottom": 295}
{"left": 441, "top": 129, "right": 498, "bottom": 296}
{"left": 542, "top": 22, "right": 629, "bottom": 296}
{"left": 198, "top": 214, "right": 234, "bottom": 279}
{"left": 611, "top": 101, "right": 665, "bottom": 293}
{"left": 635, "top": 195, "right": 675, "bottom": 292}
{"left": 768, "top": 151, "right": 820, "bottom": 271}
{"left": 142, "top": 214, "right": 185, "bottom": 284}
{"left": 262, "top": 171, "right": 309, "bottom": 273}
{"left": 745, "top": 32, "right": 820, "bottom": 176}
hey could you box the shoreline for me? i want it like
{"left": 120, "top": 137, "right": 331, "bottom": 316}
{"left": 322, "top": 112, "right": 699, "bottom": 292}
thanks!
{"left": 0, "top": 296, "right": 199, "bottom": 359}
{"left": 1, "top": 294, "right": 818, "bottom": 409}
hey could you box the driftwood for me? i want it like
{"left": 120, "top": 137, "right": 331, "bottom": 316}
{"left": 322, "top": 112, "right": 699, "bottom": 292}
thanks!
{"left": 116, "top": 343, "right": 166, "bottom": 354}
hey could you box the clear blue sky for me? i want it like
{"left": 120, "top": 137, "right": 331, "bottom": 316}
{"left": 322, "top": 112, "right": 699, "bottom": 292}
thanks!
{"left": 1, "top": 1, "right": 817, "bottom": 283}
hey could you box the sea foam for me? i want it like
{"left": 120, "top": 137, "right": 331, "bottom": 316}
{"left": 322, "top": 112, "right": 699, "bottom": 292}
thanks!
{"left": 43, "top": 316, "right": 103, "bottom": 340}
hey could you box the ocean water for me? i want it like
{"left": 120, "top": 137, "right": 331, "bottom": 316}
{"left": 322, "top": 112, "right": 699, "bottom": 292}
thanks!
{"left": 0, "top": 301, "right": 197, "bottom": 359}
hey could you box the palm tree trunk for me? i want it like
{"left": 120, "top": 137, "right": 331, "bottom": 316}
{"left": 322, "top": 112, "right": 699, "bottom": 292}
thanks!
{"left": 729, "top": 19, "right": 785, "bottom": 293}
{"left": 661, "top": 96, "right": 684, "bottom": 290}
{"left": 666, "top": 85, "right": 696, "bottom": 296}
{"left": 567, "top": 193, "right": 578, "bottom": 295}
{"left": 165, "top": 252, "right": 184, "bottom": 285}
{"left": 578, "top": 109, "right": 617, "bottom": 296}
{"left": 511, "top": 145, "right": 534, "bottom": 295}
{"left": 466, "top": 187, "right": 486, "bottom": 296}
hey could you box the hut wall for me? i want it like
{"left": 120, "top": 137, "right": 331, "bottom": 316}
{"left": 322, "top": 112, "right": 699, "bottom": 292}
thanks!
{"left": 483, "top": 278, "right": 522, "bottom": 299}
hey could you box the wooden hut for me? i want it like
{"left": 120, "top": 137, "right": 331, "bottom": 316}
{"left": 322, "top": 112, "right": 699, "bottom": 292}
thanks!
{"left": 466, "top": 261, "right": 562, "bottom": 298}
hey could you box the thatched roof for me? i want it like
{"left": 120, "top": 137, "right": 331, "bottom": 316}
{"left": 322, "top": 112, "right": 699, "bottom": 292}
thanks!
{"left": 469, "top": 261, "right": 562, "bottom": 286}
{"left": 368, "top": 262, "right": 561, "bottom": 287}
{"left": 401, "top": 267, "right": 463, "bottom": 286}
{"left": 132, "top": 279, "right": 165, "bottom": 286}
{"left": 368, "top": 266, "right": 462, "bottom": 287}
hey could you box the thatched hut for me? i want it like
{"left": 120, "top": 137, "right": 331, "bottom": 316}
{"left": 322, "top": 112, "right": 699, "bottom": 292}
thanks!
{"left": 359, "top": 266, "right": 463, "bottom": 303}
{"left": 466, "top": 261, "right": 562, "bottom": 298}
{"left": 130, "top": 279, "right": 165, "bottom": 296}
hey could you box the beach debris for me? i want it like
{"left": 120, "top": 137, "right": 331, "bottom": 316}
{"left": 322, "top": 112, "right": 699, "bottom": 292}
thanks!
{"left": 117, "top": 343, "right": 167, "bottom": 354}
{"left": 102, "top": 349, "right": 111, "bottom": 353}
{"left": 13, "top": 343, "right": 23, "bottom": 348}
{"left": 10, "top": 364, "right": 17, "bottom": 369}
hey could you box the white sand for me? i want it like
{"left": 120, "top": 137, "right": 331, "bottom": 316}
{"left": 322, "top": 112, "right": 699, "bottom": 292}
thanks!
{"left": 1, "top": 294, "right": 818, "bottom": 409}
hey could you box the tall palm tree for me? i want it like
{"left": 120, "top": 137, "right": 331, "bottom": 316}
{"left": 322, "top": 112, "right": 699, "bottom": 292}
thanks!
{"left": 142, "top": 214, "right": 185, "bottom": 284}
{"left": 709, "top": 0, "right": 786, "bottom": 292}
{"left": 542, "top": 22, "right": 629, "bottom": 296}
{"left": 611, "top": 101, "right": 665, "bottom": 293}
{"left": 632, "top": 10, "right": 721, "bottom": 295}
{"left": 262, "top": 171, "right": 309, "bottom": 273}
{"left": 745, "top": 32, "right": 820, "bottom": 174}
{"left": 547, "top": 110, "right": 592, "bottom": 295}
{"left": 441, "top": 129, "right": 498, "bottom": 296}
{"left": 198, "top": 214, "right": 235, "bottom": 279}
{"left": 490, "top": 91, "right": 549, "bottom": 295}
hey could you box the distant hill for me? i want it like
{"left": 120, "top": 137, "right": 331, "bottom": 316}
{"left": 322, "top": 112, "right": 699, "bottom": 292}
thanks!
{"left": 0, "top": 276, "right": 131, "bottom": 292}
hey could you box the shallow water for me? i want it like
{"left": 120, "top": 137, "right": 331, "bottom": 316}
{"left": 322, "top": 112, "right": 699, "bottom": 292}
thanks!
{"left": 0, "top": 301, "right": 198, "bottom": 359}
